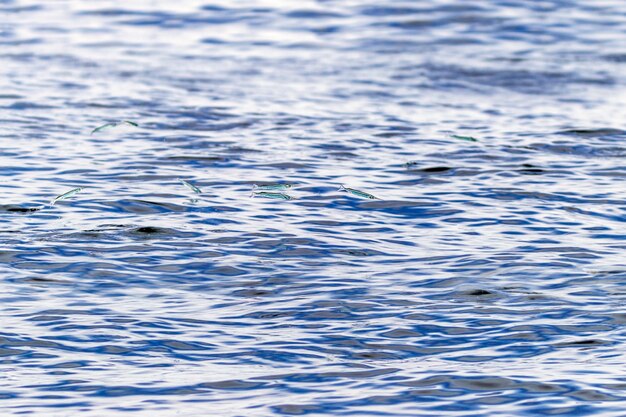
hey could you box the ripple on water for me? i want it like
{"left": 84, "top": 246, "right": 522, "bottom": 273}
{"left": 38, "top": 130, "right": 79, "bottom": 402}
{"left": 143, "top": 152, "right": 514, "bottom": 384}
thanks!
{"left": 1, "top": 0, "right": 626, "bottom": 416}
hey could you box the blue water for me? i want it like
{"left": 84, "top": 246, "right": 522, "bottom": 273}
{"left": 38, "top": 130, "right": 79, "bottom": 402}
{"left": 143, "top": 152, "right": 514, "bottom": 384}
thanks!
{"left": 2, "top": 0, "right": 626, "bottom": 415}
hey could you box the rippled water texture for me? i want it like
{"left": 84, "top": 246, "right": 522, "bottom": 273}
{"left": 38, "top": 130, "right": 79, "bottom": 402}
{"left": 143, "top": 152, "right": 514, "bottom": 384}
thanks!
{"left": 2, "top": 0, "right": 626, "bottom": 415}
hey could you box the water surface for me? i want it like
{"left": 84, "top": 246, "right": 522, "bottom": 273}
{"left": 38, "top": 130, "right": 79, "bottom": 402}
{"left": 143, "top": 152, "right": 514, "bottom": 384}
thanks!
{"left": 2, "top": 0, "right": 626, "bottom": 416}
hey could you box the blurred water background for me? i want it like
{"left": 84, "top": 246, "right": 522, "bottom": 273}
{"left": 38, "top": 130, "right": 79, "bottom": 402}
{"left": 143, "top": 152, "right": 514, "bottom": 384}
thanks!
{"left": 2, "top": 0, "right": 626, "bottom": 415}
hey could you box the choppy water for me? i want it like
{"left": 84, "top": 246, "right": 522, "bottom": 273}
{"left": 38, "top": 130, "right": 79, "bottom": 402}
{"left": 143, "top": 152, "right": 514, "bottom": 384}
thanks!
{"left": 2, "top": 0, "right": 626, "bottom": 415}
